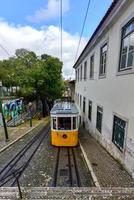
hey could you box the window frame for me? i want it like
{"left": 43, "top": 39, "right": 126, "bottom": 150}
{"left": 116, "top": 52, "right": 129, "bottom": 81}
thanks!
{"left": 76, "top": 69, "right": 77, "bottom": 82}
{"left": 112, "top": 114, "right": 127, "bottom": 152}
{"left": 80, "top": 65, "right": 82, "bottom": 81}
{"left": 84, "top": 61, "right": 87, "bottom": 80}
{"left": 88, "top": 100, "right": 92, "bottom": 121}
{"left": 118, "top": 17, "right": 134, "bottom": 72}
{"left": 90, "top": 54, "right": 94, "bottom": 79}
{"left": 83, "top": 97, "right": 86, "bottom": 114}
{"left": 99, "top": 43, "right": 108, "bottom": 77}
{"left": 96, "top": 106, "right": 103, "bottom": 133}
{"left": 78, "top": 68, "right": 79, "bottom": 82}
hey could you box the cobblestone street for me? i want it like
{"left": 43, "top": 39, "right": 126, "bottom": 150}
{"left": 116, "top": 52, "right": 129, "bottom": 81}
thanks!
{"left": 0, "top": 124, "right": 133, "bottom": 199}
{"left": 0, "top": 120, "right": 134, "bottom": 200}
{"left": 16, "top": 134, "right": 94, "bottom": 187}
{"left": 0, "top": 122, "right": 46, "bottom": 171}
{"left": 0, "top": 187, "right": 134, "bottom": 199}
{"left": 0, "top": 123, "right": 94, "bottom": 188}
{"left": 79, "top": 128, "right": 134, "bottom": 188}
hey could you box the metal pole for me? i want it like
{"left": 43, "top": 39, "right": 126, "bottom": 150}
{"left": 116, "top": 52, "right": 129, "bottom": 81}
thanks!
{"left": 0, "top": 82, "right": 9, "bottom": 142}
{"left": 1, "top": 109, "right": 9, "bottom": 141}
{"left": 29, "top": 102, "right": 32, "bottom": 127}
{"left": 30, "top": 112, "right": 32, "bottom": 127}
{"left": 13, "top": 172, "right": 23, "bottom": 199}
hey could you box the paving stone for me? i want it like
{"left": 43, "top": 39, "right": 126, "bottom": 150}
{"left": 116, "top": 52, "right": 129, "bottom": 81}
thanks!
{"left": 0, "top": 127, "right": 134, "bottom": 199}
{"left": 79, "top": 128, "right": 134, "bottom": 187}
{"left": 0, "top": 187, "right": 134, "bottom": 200}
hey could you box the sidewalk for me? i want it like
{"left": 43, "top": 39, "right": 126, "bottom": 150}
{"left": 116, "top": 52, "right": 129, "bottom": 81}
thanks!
{"left": 79, "top": 128, "right": 134, "bottom": 188}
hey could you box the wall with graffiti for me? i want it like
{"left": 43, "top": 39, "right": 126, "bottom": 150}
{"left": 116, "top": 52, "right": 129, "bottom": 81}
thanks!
{"left": 2, "top": 99, "right": 23, "bottom": 122}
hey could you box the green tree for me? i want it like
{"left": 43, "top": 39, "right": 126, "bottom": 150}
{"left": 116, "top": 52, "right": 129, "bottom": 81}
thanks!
{"left": 0, "top": 49, "right": 65, "bottom": 115}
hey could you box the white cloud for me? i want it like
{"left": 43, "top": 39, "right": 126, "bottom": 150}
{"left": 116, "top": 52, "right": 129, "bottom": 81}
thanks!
{"left": 27, "top": 0, "right": 70, "bottom": 23}
{"left": 0, "top": 19, "right": 87, "bottom": 79}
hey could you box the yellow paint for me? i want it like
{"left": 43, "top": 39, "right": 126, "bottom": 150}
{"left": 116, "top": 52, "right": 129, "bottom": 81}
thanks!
{"left": 51, "top": 130, "right": 78, "bottom": 146}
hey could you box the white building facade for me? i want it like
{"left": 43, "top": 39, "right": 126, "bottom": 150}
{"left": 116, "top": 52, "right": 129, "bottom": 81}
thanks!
{"left": 74, "top": 0, "right": 134, "bottom": 177}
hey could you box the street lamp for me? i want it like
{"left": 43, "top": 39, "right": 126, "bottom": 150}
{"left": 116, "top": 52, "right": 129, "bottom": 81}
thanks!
{"left": 0, "top": 81, "right": 9, "bottom": 142}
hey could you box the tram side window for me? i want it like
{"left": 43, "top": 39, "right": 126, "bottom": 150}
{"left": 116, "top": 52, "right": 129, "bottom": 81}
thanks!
{"left": 53, "top": 118, "right": 56, "bottom": 129}
{"left": 58, "top": 117, "right": 71, "bottom": 130}
{"left": 73, "top": 117, "right": 76, "bottom": 129}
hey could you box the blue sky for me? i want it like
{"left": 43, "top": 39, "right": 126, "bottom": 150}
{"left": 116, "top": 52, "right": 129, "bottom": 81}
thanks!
{"left": 0, "top": 0, "right": 112, "bottom": 78}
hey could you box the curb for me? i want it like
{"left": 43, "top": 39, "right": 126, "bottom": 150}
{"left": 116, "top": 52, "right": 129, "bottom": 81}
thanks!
{"left": 0, "top": 120, "right": 45, "bottom": 154}
{"left": 79, "top": 141, "right": 101, "bottom": 189}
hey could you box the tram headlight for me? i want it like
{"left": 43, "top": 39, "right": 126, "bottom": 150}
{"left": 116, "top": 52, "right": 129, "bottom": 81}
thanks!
{"left": 62, "top": 134, "right": 67, "bottom": 139}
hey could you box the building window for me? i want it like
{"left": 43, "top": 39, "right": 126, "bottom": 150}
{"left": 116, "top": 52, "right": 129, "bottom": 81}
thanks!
{"left": 119, "top": 19, "right": 134, "bottom": 71}
{"left": 88, "top": 100, "right": 92, "bottom": 121}
{"left": 83, "top": 97, "right": 86, "bottom": 113}
{"left": 76, "top": 70, "right": 77, "bottom": 82}
{"left": 78, "top": 68, "right": 79, "bottom": 82}
{"left": 112, "top": 115, "right": 126, "bottom": 151}
{"left": 80, "top": 65, "right": 82, "bottom": 81}
{"left": 80, "top": 95, "right": 82, "bottom": 108}
{"left": 90, "top": 55, "right": 94, "bottom": 79}
{"left": 99, "top": 43, "right": 108, "bottom": 76}
{"left": 84, "top": 61, "right": 87, "bottom": 80}
{"left": 96, "top": 106, "right": 103, "bottom": 133}
{"left": 79, "top": 116, "right": 81, "bottom": 125}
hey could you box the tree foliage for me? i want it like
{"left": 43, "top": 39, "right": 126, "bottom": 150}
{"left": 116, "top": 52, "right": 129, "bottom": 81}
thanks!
{"left": 0, "top": 49, "right": 65, "bottom": 102}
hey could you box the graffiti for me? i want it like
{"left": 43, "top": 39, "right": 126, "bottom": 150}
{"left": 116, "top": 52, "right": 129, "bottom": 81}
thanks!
{"left": 2, "top": 99, "right": 23, "bottom": 122}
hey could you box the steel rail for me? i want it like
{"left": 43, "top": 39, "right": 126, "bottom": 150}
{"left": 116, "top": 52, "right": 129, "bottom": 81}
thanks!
{"left": 0, "top": 126, "right": 45, "bottom": 177}
{"left": 51, "top": 147, "right": 60, "bottom": 187}
{"left": 0, "top": 125, "right": 50, "bottom": 184}
{"left": 11, "top": 128, "right": 50, "bottom": 186}
{"left": 0, "top": 165, "right": 24, "bottom": 184}
{"left": 51, "top": 147, "right": 81, "bottom": 187}
{"left": 0, "top": 131, "right": 43, "bottom": 181}
{"left": 71, "top": 148, "right": 81, "bottom": 187}
{"left": 67, "top": 148, "right": 73, "bottom": 187}
{"left": 0, "top": 166, "right": 23, "bottom": 187}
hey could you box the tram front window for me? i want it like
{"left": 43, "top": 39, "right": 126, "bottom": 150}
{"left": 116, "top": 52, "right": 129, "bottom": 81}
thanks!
{"left": 58, "top": 117, "right": 71, "bottom": 130}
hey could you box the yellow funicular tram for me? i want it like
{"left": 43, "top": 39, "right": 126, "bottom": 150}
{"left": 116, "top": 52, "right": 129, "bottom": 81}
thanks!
{"left": 50, "top": 100, "right": 79, "bottom": 146}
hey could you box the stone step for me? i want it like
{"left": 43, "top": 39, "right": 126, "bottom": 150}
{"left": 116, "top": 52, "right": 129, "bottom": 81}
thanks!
{"left": 0, "top": 187, "right": 133, "bottom": 200}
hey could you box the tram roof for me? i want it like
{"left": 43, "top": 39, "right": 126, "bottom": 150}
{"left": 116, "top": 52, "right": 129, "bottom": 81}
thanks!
{"left": 50, "top": 101, "right": 79, "bottom": 115}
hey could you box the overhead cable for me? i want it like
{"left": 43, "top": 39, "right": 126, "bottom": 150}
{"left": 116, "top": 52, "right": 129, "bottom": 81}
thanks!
{"left": 74, "top": 0, "right": 91, "bottom": 62}
{"left": 70, "top": 0, "right": 91, "bottom": 80}
{"left": 60, "top": 0, "right": 63, "bottom": 62}
{"left": 0, "top": 44, "right": 11, "bottom": 57}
